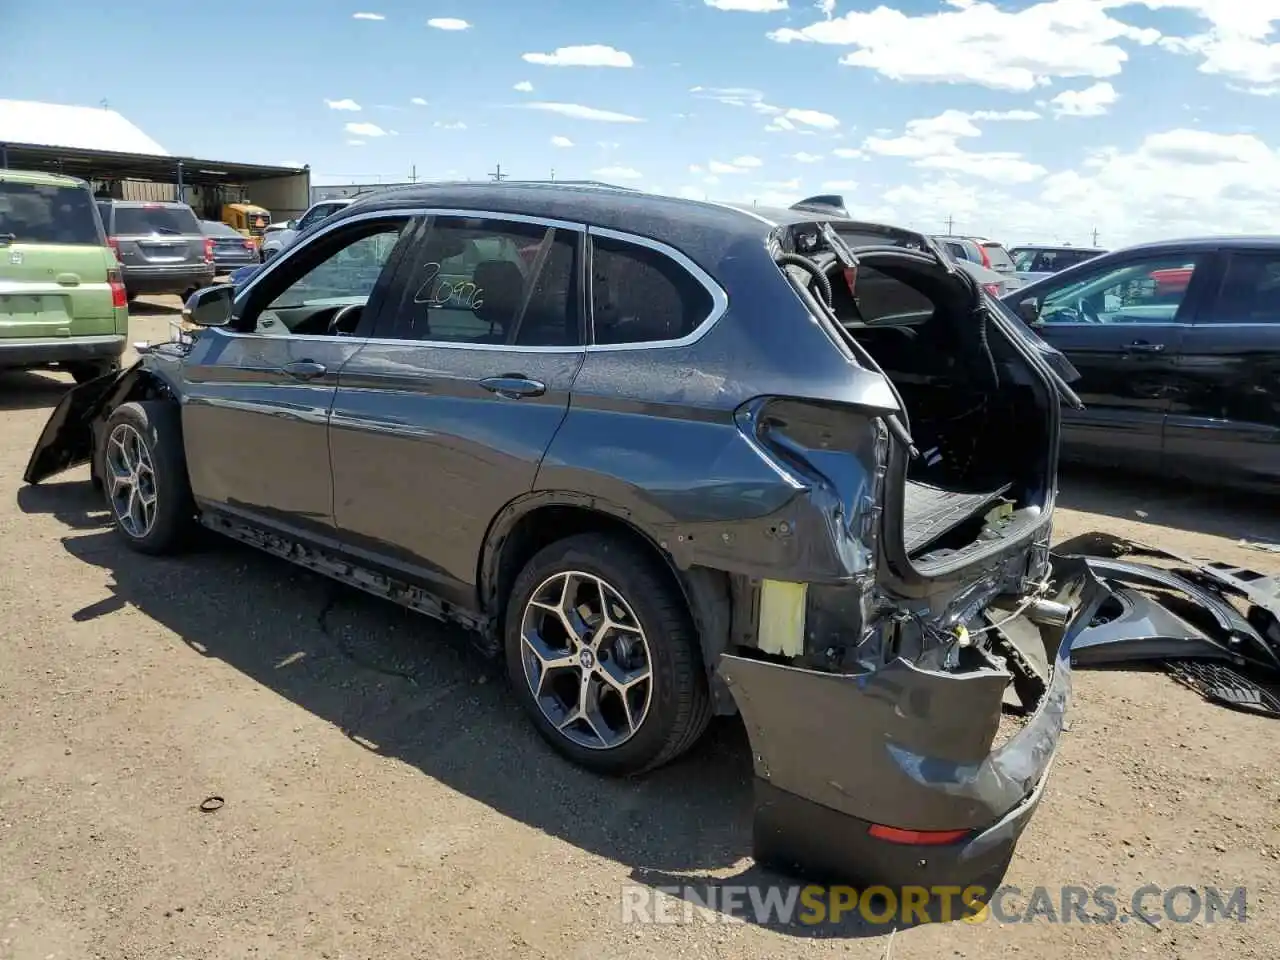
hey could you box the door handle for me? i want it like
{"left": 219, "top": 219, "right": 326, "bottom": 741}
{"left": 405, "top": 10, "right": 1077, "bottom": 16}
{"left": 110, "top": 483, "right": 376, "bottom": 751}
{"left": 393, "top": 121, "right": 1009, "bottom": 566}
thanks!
{"left": 282, "top": 360, "right": 328, "bottom": 380}
{"left": 478, "top": 375, "right": 546, "bottom": 399}
{"left": 1123, "top": 341, "right": 1165, "bottom": 354}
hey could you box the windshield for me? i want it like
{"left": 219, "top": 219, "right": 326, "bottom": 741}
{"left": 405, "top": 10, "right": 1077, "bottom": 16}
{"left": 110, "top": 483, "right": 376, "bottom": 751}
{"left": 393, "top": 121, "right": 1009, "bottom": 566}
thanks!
{"left": 0, "top": 180, "right": 102, "bottom": 245}
{"left": 114, "top": 204, "right": 201, "bottom": 236}
{"left": 201, "top": 220, "right": 244, "bottom": 238}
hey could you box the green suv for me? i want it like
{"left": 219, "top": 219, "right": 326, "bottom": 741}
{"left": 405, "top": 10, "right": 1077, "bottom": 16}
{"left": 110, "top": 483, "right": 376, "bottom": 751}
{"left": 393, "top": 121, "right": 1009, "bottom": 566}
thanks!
{"left": 0, "top": 170, "right": 127, "bottom": 383}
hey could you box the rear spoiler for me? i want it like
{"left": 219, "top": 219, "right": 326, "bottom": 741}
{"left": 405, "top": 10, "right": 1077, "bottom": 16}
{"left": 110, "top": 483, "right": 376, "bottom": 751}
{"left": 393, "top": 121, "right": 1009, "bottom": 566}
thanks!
{"left": 790, "top": 194, "right": 849, "bottom": 218}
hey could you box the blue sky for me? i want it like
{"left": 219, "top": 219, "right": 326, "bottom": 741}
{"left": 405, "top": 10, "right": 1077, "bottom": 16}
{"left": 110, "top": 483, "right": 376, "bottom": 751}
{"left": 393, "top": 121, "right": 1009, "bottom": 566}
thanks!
{"left": 6, "top": 0, "right": 1280, "bottom": 246}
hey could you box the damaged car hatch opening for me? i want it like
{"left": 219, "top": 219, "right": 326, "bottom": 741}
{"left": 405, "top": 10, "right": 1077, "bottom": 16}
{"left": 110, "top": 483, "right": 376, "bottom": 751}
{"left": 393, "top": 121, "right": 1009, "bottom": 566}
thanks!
{"left": 25, "top": 184, "right": 1107, "bottom": 892}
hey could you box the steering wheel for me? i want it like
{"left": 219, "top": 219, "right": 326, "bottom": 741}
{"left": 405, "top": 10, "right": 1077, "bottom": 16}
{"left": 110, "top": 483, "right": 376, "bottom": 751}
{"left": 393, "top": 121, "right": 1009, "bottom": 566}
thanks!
{"left": 1076, "top": 298, "right": 1102, "bottom": 324}
{"left": 327, "top": 303, "right": 363, "bottom": 337}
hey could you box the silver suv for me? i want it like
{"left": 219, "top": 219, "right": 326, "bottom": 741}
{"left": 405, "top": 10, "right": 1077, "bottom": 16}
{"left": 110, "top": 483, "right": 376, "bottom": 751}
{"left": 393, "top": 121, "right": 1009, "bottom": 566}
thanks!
{"left": 260, "top": 198, "right": 354, "bottom": 261}
{"left": 97, "top": 200, "right": 215, "bottom": 300}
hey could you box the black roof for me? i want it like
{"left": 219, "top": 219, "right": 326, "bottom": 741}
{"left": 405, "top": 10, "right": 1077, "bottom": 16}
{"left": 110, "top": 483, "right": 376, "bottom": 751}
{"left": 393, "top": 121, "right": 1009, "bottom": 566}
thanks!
{"left": 344, "top": 181, "right": 780, "bottom": 256}
{"left": 1116, "top": 235, "right": 1280, "bottom": 253}
{"left": 1, "top": 142, "right": 307, "bottom": 187}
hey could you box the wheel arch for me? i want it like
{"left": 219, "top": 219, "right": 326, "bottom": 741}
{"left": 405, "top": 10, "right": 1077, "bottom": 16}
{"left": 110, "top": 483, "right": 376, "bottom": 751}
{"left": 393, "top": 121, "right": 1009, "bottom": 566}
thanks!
{"left": 479, "top": 491, "right": 736, "bottom": 712}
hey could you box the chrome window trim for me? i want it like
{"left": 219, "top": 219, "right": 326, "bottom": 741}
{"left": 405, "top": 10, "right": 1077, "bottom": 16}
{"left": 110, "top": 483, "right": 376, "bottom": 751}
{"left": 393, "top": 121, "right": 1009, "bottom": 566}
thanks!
{"left": 584, "top": 225, "right": 728, "bottom": 353}
{"left": 221, "top": 207, "right": 727, "bottom": 354}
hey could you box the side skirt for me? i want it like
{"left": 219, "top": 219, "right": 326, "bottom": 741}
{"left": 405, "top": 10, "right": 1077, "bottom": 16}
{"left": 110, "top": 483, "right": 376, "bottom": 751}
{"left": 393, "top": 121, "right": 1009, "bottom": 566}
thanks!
{"left": 199, "top": 511, "right": 498, "bottom": 655}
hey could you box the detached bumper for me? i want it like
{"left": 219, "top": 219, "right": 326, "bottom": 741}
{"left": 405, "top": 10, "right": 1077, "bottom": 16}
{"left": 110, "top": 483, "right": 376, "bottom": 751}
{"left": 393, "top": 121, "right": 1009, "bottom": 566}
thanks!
{"left": 720, "top": 559, "right": 1109, "bottom": 889}
{"left": 0, "top": 335, "right": 126, "bottom": 369}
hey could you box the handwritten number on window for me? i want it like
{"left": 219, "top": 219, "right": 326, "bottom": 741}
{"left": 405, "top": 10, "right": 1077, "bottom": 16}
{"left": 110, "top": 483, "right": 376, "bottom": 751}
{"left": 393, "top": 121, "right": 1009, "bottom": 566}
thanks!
{"left": 413, "top": 261, "right": 485, "bottom": 311}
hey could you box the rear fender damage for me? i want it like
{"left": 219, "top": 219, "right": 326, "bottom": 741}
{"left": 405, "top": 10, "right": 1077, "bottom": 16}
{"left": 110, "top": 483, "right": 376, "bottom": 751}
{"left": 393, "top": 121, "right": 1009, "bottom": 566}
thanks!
{"left": 720, "top": 557, "right": 1110, "bottom": 887}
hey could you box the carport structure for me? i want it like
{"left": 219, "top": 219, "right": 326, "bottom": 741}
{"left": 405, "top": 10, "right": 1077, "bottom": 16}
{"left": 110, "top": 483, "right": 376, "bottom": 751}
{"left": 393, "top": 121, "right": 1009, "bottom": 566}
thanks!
{"left": 0, "top": 99, "right": 312, "bottom": 222}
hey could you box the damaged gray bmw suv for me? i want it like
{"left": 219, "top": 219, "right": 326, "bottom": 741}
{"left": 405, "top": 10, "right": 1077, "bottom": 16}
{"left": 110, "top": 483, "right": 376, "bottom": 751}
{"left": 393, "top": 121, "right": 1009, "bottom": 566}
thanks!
{"left": 24, "top": 183, "right": 1105, "bottom": 889}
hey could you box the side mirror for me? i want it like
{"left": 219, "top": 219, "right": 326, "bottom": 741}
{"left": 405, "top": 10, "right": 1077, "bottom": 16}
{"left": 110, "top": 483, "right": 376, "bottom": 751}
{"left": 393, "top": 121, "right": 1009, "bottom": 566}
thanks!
{"left": 184, "top": 284, "right": 234, "bottom": 327}
{"left": 286, "top": 219, "right": 299, "bottom": 230}
{"left": 1017, "top": 297, "right": 1042, "bottom": 325}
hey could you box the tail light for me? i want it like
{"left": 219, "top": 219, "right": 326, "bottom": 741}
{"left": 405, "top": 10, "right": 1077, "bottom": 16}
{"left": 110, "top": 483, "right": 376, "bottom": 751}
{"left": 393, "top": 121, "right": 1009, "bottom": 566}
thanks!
{"left": 203, "top": 237, "right": 215, "bottom": 263}
{"left": 842, "top": 265, "right": 857, "bottom": 295}
{"left": 243, "top": 238, "right": 255, "bottom": 252}
{"left": 978, "top": 245, "right": 993, "bottom": 270}
{"left": 106, "top": 236, "right": 121, "bottom": 260}
{"left": 108, "top": 266, "right": 127, "bottom": 309}
{"left": 983, "top": 282, "right": 1002, "bottom": 297}
{"left": 868, "top": 824, "right": 971, "bottom": 846}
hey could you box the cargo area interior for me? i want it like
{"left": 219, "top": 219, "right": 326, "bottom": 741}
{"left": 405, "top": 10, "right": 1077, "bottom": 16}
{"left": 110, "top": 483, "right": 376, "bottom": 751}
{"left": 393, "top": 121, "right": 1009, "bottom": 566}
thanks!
{"left": 827, "top": 258, "right": 1051, "bottom": 563}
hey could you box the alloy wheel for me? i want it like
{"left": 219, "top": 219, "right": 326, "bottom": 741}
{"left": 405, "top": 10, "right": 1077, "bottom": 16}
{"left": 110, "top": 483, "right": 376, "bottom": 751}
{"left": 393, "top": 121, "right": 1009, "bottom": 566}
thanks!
{"left": 519, "top": 570, "right": 654, "bottom": 750}
{"left": 104, "top": 423, "right": 158, "bottom": 538}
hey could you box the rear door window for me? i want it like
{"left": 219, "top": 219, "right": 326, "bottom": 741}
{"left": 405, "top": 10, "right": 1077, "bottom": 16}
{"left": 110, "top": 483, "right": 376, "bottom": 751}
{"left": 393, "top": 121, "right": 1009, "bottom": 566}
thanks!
{"left": 0, "top": 181, "right": 102, "bottom": 245}
{"left": 113, "top": 204, "right": 201, "bottom": 236}
{"left": 388, "top": 216, "right": 582, "bottom": 347}
{"left": 983, "top": 243, "right": 1015, "bottom": 273}
{"left": 589, "top": 234, "right": 713, "bottom": 345}
{"left": 1039, "top": 255, "right": 1205, "bottom": 325}
{"left": 1206, "top": 252, "right": 1280, "bottom": 325}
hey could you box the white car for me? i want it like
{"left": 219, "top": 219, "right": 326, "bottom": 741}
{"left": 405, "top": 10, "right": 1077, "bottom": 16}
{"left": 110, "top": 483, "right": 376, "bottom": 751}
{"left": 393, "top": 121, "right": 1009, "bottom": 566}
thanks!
{"left": 259, "top": 198, "right": 354, "bottom": 261}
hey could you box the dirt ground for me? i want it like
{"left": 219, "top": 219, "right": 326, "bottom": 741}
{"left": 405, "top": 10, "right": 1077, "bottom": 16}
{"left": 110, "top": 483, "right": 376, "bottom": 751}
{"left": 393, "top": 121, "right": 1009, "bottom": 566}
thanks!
{"left": 2, "top": 297, "right": 1278, "bottom": 959}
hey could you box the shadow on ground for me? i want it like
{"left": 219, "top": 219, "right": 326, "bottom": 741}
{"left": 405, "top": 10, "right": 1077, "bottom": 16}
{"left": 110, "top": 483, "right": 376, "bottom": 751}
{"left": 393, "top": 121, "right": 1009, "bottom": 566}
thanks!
{"left": 19, "top": 477, "right": 954, "bottom": 938}
{"left": 0, "top": 370, "right": 71, "bottom": 412}
{"left": 128, "top": 299, "right": 183, "bottom": 317}
{"left": 1058, "top": 465, "right": 1280, "bottom": 547}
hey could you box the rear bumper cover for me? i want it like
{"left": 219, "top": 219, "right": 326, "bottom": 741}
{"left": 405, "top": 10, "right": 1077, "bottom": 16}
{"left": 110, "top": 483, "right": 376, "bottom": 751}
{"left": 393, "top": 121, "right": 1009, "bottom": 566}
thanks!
{"left": 122, "top": 264, "right": 215, "bottom": 294}
{"left": 720, "top": 558, "right": 1108, "bottom": 889}
{"left": 0, "top": 334, "right": 126, "bottom": 368}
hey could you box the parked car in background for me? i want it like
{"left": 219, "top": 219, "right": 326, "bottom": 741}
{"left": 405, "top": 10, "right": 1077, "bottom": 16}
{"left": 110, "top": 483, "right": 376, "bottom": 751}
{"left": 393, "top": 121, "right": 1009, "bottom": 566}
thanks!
{"left": 0, "top": 170, "right": 127, "bottom": 383}
{"left": 968, "top": 237, "right": 1017, "bottom": 275}
{"left": 25, "top": 182, "right": 1095, "bottom": 890}
{"left": 199, "top": 220, "right": 260, "bottom": 275}
{"left": 259, "top": 198, "right": 354, "bottom": 261}
{"left": 933, "top": 235, "right": 1024, "bottom": 297}
{"left": 96, "top": 200, "right": 215, "bottom": 301}
{"left": 1011, "top": 243, "right": 1108, "bottom": 283}
{"left": 1003, "top": 236, "right": 1280, "bottom": 491}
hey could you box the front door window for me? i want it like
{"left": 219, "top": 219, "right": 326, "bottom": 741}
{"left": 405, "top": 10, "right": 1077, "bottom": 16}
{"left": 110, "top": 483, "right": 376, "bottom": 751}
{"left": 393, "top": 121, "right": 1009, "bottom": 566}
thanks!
{"left": 1038, "top": 255, "right": 1202, "bottom": 325}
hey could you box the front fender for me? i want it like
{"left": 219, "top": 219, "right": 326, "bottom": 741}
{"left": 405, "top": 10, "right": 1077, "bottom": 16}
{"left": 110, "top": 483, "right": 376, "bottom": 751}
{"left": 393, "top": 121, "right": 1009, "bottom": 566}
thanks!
{"left": 23, "top": 361, "right": 175, "bottom": 484}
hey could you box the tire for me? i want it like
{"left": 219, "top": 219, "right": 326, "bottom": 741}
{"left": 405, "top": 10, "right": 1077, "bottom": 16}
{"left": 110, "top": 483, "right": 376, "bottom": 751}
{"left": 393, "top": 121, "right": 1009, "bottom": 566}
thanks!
{"left": 504, "top": 532, "right": 711, "bottom": 776}
{"left": 98, "top": 400, "right": 196, "bottom": 555}
{"left": 68, "top": 359, "right": 120, "bottom": 384}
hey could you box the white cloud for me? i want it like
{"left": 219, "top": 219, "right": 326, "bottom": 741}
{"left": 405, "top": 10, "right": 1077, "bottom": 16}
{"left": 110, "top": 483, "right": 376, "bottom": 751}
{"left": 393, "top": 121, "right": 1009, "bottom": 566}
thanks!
{"left": 765, "top": 116, "right": 796, "bottom": 132}
{"left": 523, "top": 45, "right": 634, "bottom": 67}
{"left": 551, "top": 135, "right": 574, "bottom": 147}
{"left": 427, "top": 17, "right": 470, "bottom": 30}
{"left": 344, "top": 122, "right": 387, "bottom": 137}
{"left": 352, "top": 12, "right": 384, "bottom": 20}
{"left": 1050, "top": 81, "right": 1119, "bottom": 117}
{"left": 816, "top": 0, "right": 835, "bottom": 16}
{"left": 523, "top": 101, "right": 645, "bottom": 122}
{"left": 1121, "top": 0, "right": 1280, "bottom": 91}
{"left": 594, "top": 165, "right": 644, "bottom": 180}
{"left": 410, "top": 97, "right": 428, "bottom": 106}
{"left": 767, "top": 0, "right": 1161, "bottom": 92}
{"left": 325, "top": 98, "right": 362, "bottom": 111}
{"left": 792, "top": 151, "right": 823, "bottom": 163}
{"left": 823, "top": 179, "right": 858, "bottom": 189}
{"left": 346, "top": 139, "right": 366, "bottom": 146}
{"left": 514, "top": 81, "right": 534, "bottom": 92}
{"left": 784, "top": 107, "right": 840, "bottom": 129}
{"left": 433, "top": 121, "right": 467, "bottom": 130}
{"left": 704, "top": 0, "right": 788, "bottom": 10}
{"left": 832, "top": 147, "right": 865, "bottom": 159}
{"left": 706, "top": 156, "right": 764, "bottom": 174}
{"left": 277, "top": 160, "right": 305, "bottom": 168}
{"left": 864, "top": 109, "right": 1046, "bottom": 183}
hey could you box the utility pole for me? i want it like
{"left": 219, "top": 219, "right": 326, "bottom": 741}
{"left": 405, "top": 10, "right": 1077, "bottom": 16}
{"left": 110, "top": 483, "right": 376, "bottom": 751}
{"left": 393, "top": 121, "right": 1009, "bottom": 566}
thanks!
{"left": 489, "top": 163, "right": 508, "bottom": 182}
{"left": 408, "top": 164, "right": 417, "bottom": 184}
{"left": 1091, "top": 226, "right": 1100, "bottom": 246}
{"left": 550, "top": 168, "right": 556, "bottom": 181}
{"left": 944, "top": 214, "right": 955, "bottom": 236}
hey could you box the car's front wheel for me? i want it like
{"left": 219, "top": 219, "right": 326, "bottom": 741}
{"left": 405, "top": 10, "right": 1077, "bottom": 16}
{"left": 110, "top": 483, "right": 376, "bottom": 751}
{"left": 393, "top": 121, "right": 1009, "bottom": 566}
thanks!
{"left": 504, "top": 532, "right": 711, "bottom": 776}
{"left": 99, "top": 401, "right": 196, "bottom": 555}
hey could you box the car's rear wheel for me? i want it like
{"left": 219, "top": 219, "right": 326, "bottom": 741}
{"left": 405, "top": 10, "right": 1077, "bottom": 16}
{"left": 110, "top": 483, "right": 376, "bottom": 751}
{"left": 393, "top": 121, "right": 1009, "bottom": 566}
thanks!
{"left": 99, "top": 401, "right": 195, "bottom": 555}
{"left": 504, "top": 532, "right": 711, "bottom": 776}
